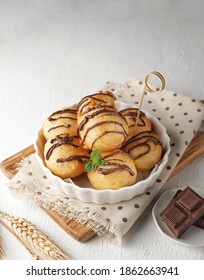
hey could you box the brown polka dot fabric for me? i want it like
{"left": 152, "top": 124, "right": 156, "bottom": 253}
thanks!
{"left": 134, "top": 204, "right": 140, "bottom": 208}
{"left": 7, "top": 77, "right": 204, "bottom": 243}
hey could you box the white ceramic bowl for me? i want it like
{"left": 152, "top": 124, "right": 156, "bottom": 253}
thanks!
{"left": 34, "top": 101, "right": 170, "bottom": 204}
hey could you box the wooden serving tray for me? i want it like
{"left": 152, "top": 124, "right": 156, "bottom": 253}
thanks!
{"left": 1, "top": 131, "right": 204, "bottom": 242}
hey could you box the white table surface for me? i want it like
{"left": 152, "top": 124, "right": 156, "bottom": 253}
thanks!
{"left": 0, "top": 0, "right": 204, "bottom": 260}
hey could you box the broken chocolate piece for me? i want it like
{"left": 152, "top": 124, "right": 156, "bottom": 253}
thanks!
{"left": 194, "top": 215, "right": 204, "bottom": 229}
{"left": 173, "top": 189, "right": 204, "bottom": 229}
{"left": 160, "top": 187, "right": 204, "bottom": 238}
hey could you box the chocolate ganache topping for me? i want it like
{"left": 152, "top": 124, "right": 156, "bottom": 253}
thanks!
{"left": 46, "top": 135, "right": 80, "bottom": 160}
{"left": 56, "top": 155, "right": 90, "bottom": 163}
{"left": 97, "top": 151, "right": 135, "bottom": 176}
{"left": 120, "top": 108, "right": 146, "bottom": 127}
{"left": 122, "top": 131, "right": 162, "bottom": 160}
{"left": 78, "top": 109, "right": 122, "bottom": 132}
{"left": 81, "top": 121, "right": 128, "bottom": 149}
{"left": 48, "top": 108, "right": 77, "bottom": 121}
{"left": 78, "top": 91, "right": 116, "bottom": 109}
{"left": 47, "top": 108, "right": 77, "bottom": 133}
{"left": 48, "top": 124, "right": 71, "bottom": 132}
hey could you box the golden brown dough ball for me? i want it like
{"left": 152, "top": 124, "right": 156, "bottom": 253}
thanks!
{"left": 120, "top": 108, "right": 152, "bottom": 136}
{"left": 78, "top": 91, "right": 116, "bottom": 115}
{"left": 44, "top": 134, "right": 90, "bottom": 179}
{"left": 122, "top": 131, "right": 163, "bottom": 171}
{"left": 77, "top": 92, "right": 128, "bottom": 151}
{"left": 43, "top": 107, "right": 78, "bottom": 140}
{"left": 87, "top": 150, "right": 137, "bottom": 190}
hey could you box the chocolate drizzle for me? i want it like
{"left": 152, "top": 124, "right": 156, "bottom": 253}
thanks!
{"left": 48, "top": 124, "right": 71, "bottom": 132}
{"left": 120, "top": 108, "right": 146, "bottom": 127}
{"left": 129, "top": 143, "right": 151, "bottom": 159}
{"left": 122, "top": 130, "right": 153, "bottom": 148}
{"left": 82, "top": 120, "right": 128, "bottom": 144}
{"left": 122, "top": 131, "right": 162, "bottom": 160}
{"left": 98, "top": 162, "right": 135, "bottom": 176}
{"left": 91, "top": 131, "right": 126, "bottom": 150}
{"left": 48, "top": 116, "right": 77, "bottom": 121}
{"left": 82, "top": 104, "right": 115, "bottom": 115}
{"left": 49, "top": 108, "right": 77, "bottom": 119}
{"left": 97, "top": 151, "right": 135, "bottom": 176}
{"left": 78, "top": 109, "right": 120, "bottom": 132}
{"left": 46, "top": 135, "right": 80, "bottom": 160}
{"left": 56, "top": 155, "right": 90, "bottom": 163}
{"left": 78, "top": 92, "right": 116, "bottom": 108}
{"left": 47, "top": 108, "right": 77, "bottom": 134}
{"left": 79, "top": 96, "right": 106, "bottom": 107}
{"left": 79, "top": 101, "right": 92, "bottom": 113}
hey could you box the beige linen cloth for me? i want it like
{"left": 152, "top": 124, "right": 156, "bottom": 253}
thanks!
{"left": 8, "top": 78, "right": 204, "bottom": 243}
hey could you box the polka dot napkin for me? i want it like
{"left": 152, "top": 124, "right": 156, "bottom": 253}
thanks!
{"left": 8, "top": 78, "right": 204, "bottom": 243}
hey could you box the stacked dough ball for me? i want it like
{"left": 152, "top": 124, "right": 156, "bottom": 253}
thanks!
{"left": 43, "top": 108, "right": 89, "bottom": 179}
{"left": 120, "top": 108, "right": 163, "bottom": 171}
{"left": 43, "top": 92, "right": 163, "bottom": 190}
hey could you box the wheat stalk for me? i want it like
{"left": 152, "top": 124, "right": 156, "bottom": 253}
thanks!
{"left": 0, "top": 218, "right": 41, "bottom": 260}
{"left": 0, "top": 211, "right": 72, "bottom": 260}
{"left": 0, "top": 236, "right": 4, "bottom": 259}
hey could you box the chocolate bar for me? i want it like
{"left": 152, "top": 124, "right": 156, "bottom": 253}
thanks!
{"left": 194, "top": 215, "right": 204, "bottom": 229}
{"left": 173, "top": 190, "right": 204, "bottom": 229}
{"left": 160, "top": 187, "right": 204, "bottom": 238}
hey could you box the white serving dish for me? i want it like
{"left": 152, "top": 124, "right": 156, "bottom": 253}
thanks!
{"left": 34, "top": 101, "right": 171, "bottom": 204}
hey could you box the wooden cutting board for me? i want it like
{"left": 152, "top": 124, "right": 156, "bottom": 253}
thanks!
{"left": 1, "top": 131, "right": 204, "bottom": 242}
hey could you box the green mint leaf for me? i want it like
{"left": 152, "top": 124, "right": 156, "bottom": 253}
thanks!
{"left": 90, "top": 149, "right": 102, "bottom": 164}
{"left": 99, "top": 159, "right": 106, "bottom": 166}
{"left": 84, "top": 162, "right": 97, "bottom": 172}
{"left": 84, "top": 149, "right": 106, "bottom": 172}
{"left": 84, "top": 161, "right": 93, "bottom": 172}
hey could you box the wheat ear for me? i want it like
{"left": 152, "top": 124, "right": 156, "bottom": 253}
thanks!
{"left": 0, "top": 218, "right": 41, "bottom": 260}
{"left": 0, "top": 236, "right": 4, "bottom": 259}
{"left": 0, "top": 211, "right": 72, "bottom": 260}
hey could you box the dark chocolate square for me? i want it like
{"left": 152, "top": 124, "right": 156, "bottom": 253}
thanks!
{"left": 163, "top": 205, "right": 187, "bottom": 228}
{"left": 178, "top": 190, "right": 203, "bottom": 212}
